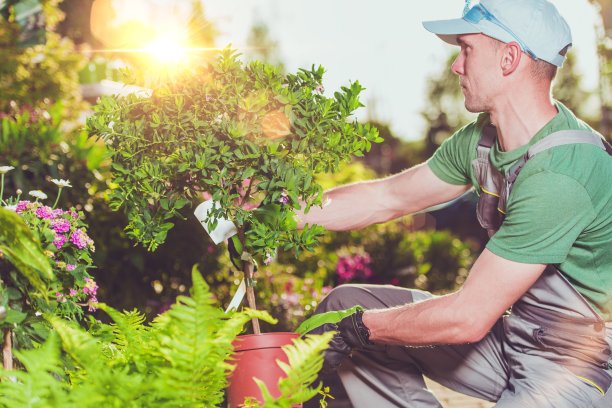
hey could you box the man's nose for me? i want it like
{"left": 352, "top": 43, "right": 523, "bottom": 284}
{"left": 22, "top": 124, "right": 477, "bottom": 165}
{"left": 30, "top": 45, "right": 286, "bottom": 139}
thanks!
{"left": 451, "top": 53, "right": 464, "bottom": 76}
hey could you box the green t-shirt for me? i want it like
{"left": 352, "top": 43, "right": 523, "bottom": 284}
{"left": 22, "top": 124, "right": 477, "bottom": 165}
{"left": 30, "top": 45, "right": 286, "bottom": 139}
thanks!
{"left": 427, "top": 102, "right": 612, "bottom": 319}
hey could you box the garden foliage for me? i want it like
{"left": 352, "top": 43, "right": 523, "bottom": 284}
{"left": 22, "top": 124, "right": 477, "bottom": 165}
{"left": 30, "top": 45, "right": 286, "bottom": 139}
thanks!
{"left": 87, "top": 48, "right": 382, "bottom": 260}
{"left": 0, "top": 267, "right": 333, "bottom": 408}
{"left": 0, "top": 181, "right": 98, "bottom": 349}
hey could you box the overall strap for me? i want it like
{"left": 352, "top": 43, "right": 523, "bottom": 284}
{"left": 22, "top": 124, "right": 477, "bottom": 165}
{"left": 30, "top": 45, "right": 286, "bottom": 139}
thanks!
{"left": 476, "top": 124, "right": 497, "bottom": 160}
{"left": 474, "top": 125, "right": 505, "bottom": 236}
{"left": 477, "top": 124, "right": 497, "bottom": 148}
{"left": 507, "top": 130, "right": 610, "bottom": 185}
{"left": 499, "top": 131, "right": 611, "bottom": 213}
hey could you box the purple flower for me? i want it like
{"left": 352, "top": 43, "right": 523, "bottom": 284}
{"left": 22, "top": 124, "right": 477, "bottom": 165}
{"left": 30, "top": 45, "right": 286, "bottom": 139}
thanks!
{"left": 278, "top": 191, "right": 289, "bottom": 205}
{"left": 15, "top": 200, "right": 30, "bottom": 213}
{"left": 66, "top": 264, "right": 76, "bottom": 271}
{"left": 69, "top": 288, "right": 78, "bottom": 296}
{"left": 51, "top": 218, "right": 71, "bottom": 234}
{"left": 35, "top": 205, "right": 54, "bottom": 219}
{"left": 88, "top": 296, "right": 98, "bottom": 312}
{"left": 336, "top": 253, "right": 373, "bottom": 284}
{"left": 53, "top": 234, "right": 66, "bottom": 249}
{"left": 83, "top": 277, "right": 98, "bottom": 297}
{"left": 70, "top": 228, "right": 92, "bottom": 250}
{"left": 264, "top": 253, "right": 274, "bottom": 265}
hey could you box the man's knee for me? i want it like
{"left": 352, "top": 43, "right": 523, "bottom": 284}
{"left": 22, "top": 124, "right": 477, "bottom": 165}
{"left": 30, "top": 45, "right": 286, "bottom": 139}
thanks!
{"left": 315, "top": 284, "right": 425, "bottom": 314}
{"left": 316, "top": 284, "right": 368, "bottom": 313}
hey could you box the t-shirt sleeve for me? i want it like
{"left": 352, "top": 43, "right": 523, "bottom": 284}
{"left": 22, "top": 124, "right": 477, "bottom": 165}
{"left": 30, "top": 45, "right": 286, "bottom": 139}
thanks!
{"left": 486, "top": 171, "right": 595, "bottom": 264}
{"left": 426, "top": 122, "right": 476, "bottom": 186}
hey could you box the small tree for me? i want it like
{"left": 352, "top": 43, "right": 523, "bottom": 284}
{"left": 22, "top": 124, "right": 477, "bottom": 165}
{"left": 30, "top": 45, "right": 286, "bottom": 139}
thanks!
{"left": 87, "top": 48, "right": 381, "bottom": 333}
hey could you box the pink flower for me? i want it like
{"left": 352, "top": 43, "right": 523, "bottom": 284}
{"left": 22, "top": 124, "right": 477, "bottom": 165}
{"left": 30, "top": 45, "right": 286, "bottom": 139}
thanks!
{"left": 70, "top": 228, "right": 92, "bottom": 250}
{"left": 35, "top": 205, "right": 54, "bottom": 219}
{"left": 66, "top": 264, "right": 76, "bottom": 271}
{"left": 51, "top": 218, "right": 71, "bottom": 234}
{"left": 336, "top": 253, "right": 374, "bottom": 284}
{"left": 88, "top": 296, "right": 98, "bottom": 312}
{"left": 278, "top": 191, "right": 289, "bottom": 205}
{"left": 55, "top": 292, "right": 66, "bottom": 302}
{"left": 69, "top": 288, "right": 78, "bottom": 296}
{"left": 53, "top": 234, "right": 66, "bottom": 249}
{"left": 15, "top": 200, "right": 30, "bottom": 213}
{"left": 83, "top": 277, "right": 98, "bottom": 297}
{"left": 264, "top": 253, "right": 274, "bottom": 265}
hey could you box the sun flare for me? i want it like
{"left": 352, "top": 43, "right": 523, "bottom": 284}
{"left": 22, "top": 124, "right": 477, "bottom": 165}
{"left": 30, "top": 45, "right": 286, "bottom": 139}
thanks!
{"left": 143, "top": 35, "right": 188, "bottom": 64}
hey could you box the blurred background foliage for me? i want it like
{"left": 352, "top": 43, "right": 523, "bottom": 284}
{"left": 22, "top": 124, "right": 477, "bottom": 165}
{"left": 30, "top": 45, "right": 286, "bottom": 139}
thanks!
{"left": 1, "top": 0, "right": 609, "bottom": 334}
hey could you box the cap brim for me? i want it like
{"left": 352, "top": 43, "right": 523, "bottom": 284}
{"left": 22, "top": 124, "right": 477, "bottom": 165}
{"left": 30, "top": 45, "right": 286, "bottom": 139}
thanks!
{"left": 422, "top": 18, "right": 482, "bottom": 45}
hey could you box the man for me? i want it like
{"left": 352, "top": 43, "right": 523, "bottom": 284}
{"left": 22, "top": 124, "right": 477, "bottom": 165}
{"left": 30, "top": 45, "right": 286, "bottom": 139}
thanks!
{"left": 298, "top": 0, "right": 612, "bottom": 407}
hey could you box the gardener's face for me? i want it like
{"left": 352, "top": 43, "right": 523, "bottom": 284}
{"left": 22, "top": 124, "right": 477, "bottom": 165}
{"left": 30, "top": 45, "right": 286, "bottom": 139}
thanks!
{"left": 451, "top": 34, "right": 502, "bottom": 113}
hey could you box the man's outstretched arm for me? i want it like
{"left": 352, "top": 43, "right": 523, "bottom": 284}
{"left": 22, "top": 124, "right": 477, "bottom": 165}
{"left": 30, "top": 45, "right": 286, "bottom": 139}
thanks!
{"left": 296, "top": 163, "right": 470, "bottom": 231}
{"left": 362, "top": 249, "right": 547, "bottom": 345}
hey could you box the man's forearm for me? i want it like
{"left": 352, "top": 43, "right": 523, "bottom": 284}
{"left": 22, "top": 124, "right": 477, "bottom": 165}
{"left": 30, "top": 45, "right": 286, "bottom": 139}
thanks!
{"left": 362, "top": 291, "right": 486, "bottom": 346}
{"left": 295, "top": 163, "right": 470, "bottom": 231}
{"left": 296, "top": 180, "right": 399, "bottom": 231}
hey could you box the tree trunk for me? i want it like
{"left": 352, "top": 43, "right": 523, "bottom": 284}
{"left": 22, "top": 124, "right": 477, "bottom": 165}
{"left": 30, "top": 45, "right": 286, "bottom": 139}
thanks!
{"left": 2, "top": 328, "right": 12, "bottom": 371}
{"left": 243, "top": 260, "right": 261, "bottom": 335}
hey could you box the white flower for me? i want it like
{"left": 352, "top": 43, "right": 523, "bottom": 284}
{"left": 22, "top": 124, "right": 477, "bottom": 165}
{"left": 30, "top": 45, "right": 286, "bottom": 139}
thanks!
{"left": 3, "top": 205, "right": 16, "bottom": 212}
{"left": 0, "top": 166, "right": 15, "bottom": 174}
{"left": 28, "top": 190, "right": 48, "bottom": 200}
{"left": 51, "top": 179, "right": 72, "bottom": 188}
{"left": 31, "top": 53, "right": 45, "bottom": 64}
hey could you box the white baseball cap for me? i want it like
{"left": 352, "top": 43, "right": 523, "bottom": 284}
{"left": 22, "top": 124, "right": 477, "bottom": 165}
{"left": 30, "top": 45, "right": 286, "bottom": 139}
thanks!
{"left": 422, "top": 0, "right": 572, "bottom": 67}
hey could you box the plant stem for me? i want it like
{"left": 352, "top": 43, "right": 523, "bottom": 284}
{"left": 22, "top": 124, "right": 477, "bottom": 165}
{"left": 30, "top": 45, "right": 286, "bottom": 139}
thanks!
{"left": 0, "top": 174, "right": 5, "bottom": 205}
{"left": 52, "top": 187, "right": 63, "bottom": 208}
{"left": 2, "top": 328, "right": 12, "bottom": 371}
{"left": 243, "top": 260, "right": 261, "bottom": 334}
{"left": 239, "top": 178, "right": 255, "bottom": 208}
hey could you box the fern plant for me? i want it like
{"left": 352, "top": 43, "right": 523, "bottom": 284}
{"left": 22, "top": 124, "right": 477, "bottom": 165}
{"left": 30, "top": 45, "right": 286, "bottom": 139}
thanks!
{"left": 0, "top": 267, "right": 333, "bottom": 407}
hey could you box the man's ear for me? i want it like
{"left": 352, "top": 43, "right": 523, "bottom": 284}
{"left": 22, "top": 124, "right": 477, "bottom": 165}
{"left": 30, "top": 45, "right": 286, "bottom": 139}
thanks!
{"left": 500, "top": 42, "right": 522, "bottom": 75}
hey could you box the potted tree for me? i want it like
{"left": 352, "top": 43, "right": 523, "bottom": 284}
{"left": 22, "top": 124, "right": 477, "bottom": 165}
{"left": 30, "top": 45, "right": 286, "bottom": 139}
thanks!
{"left": 86, "top": 48, "right": 381, "bottom": 406}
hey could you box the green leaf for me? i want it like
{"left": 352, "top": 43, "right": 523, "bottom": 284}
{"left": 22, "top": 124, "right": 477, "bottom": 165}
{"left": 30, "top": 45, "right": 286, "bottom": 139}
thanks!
{"left": 295, "top": 305, "right": 364, "bottom": 335}
{"left": 0, "top": 208, "right": 53, "bottom": 293}
{"left": 4, "top": 309, "right": 27, "bottom": 324}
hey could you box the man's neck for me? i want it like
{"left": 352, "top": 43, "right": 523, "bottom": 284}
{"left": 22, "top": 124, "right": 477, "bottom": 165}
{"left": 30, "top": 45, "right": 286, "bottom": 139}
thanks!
{"left": 489, "top": 94, "right": 558, "bottom": 152}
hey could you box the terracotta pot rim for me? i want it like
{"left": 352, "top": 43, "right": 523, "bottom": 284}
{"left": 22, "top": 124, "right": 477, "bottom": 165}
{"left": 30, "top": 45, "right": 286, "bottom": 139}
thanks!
{"left": 233, "top": 332, "right": 299, "bottom": 352}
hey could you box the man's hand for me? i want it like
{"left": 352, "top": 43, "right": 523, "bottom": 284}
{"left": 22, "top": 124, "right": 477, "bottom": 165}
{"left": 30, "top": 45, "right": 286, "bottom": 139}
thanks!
{"left": 311, "top": 309, "right": 374, "bottom": 373}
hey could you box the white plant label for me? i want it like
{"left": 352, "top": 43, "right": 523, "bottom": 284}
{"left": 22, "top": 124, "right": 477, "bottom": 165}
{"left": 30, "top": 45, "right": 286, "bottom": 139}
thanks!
{"left": 194, "top": 199, "right": 238, "bottom": 245}
{"left": 225, "top": 279, "right": 246, "bottom": 313}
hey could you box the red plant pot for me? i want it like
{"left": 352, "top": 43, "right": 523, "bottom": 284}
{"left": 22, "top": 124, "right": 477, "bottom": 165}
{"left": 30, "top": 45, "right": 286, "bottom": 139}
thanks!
{"left": 227, "top": 332, "right": 300, "bottom": 407}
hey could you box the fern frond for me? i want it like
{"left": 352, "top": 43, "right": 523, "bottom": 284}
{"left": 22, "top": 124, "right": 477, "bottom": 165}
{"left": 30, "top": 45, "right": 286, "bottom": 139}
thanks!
{"left": 261, "top": 332, "right": 334, "bottom": 407}
{"left": 49, "top": 316, "right": 105, "bottom": 371}
{"left": 217, "top": 307, "right": 278, "bottom": 348}
{"left": 147, "top": 266, "right": 238, "bottom": 407}
{"left": 0, "top": 332, "right": 69, "bottom": 407}
{"left": 96, "top": 303, "right": 151, "bottom": 370}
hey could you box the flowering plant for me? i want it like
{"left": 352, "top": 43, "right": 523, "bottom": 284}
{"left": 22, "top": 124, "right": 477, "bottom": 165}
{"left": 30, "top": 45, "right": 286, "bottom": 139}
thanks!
{"left": 0, "top": 167, "right": 98, "bottom": 350}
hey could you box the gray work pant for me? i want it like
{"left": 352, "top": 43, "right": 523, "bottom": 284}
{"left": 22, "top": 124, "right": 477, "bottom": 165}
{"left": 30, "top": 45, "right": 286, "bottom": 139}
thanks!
{"left": 312, "top": 282, "right": 612, "bottom": 407}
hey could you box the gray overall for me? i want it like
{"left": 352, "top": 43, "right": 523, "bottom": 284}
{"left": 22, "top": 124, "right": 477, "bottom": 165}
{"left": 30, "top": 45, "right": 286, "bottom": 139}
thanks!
{"left": 309, "top": 129, "right": 612, "bottom": 407}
